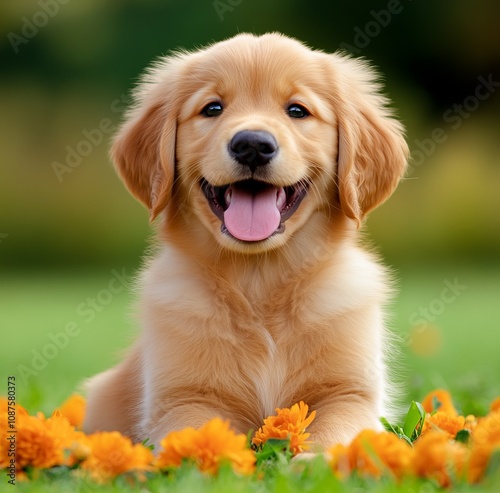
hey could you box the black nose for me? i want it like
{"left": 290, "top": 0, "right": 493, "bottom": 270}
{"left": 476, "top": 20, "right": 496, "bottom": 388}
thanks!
{"left": 229, "top": 130, "right": 278, "bottom": 171}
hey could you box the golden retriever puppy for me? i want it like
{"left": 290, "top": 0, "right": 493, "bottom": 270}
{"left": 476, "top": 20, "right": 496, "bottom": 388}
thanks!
{"left": 83, "top": 32, "right": 408, "bottom": 450}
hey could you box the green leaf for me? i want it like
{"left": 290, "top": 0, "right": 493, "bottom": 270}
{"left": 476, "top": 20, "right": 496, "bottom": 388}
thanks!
{"left": 380, "top": 416, "right": 398, "bottom": 434}
{"left": 380, "top": 417, "right": 413, "bottom": 446}
{"left": 455, "top": 429, "right": 471, "bottom": 444}
{"left": 403, "top": 401, "right": 426, "bottom": 441}
{"left": 398, "top": 434, "right": 414, "bottom": 447}
{"left": 246, "top": 428, "right": 255, "bottom": 448}
{"left": 141, "top": 437, "right": 155, "bottom": 451}
{"left": 255, "top": 438, "right": 292, "bottom": 467}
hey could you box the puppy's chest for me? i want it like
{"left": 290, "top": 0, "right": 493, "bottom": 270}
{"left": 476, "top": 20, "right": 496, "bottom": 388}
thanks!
{"left": 236, "top": 315, "right": 311, "bottom": 416}
{"left": 146, "top": 266, "right": 337, "bottom": 414}
{"left": 217, "top": 292, "right": 322, "bottom": 413}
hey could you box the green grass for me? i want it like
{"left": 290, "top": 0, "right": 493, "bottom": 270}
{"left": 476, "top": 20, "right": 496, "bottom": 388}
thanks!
{"left": 2, "top": 262, "right": 500, "bottom": 491}
{"left": 1, "top": 268, "right": 137, "bottom": 413}
{"left": 394, "top": 262, "right": 500, "bottom": 414}
{"left": 7, "top": 458, "right": 500, "bottom": 493}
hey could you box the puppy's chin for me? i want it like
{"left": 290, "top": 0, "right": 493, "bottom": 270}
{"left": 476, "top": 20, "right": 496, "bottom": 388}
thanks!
{"left": 215, "top": 226, "right": 294, "bottom": 254}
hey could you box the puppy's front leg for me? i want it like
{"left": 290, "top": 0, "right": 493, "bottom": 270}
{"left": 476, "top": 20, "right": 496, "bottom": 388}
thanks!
{"left": 143, "top": 398, "right": 257, "bottom": 450}
{"left": 144, "top": 403, "right": 222, "bottom": 449}
{"left": 306, "top": 394, "right": 383, "bottom": 449}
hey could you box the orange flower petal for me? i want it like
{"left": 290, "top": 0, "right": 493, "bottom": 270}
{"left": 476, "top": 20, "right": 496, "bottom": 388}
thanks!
{"left": 468, "top": 410, "right": 500, "bottom": 483}
{"left": 56, "top": 394, "right": 86, "bottom": 429}
{"left": 329, "top": 429, "right": 413, "bottom": 481}
{"left": 421, "top": 389, "right": 458, "bottom": 416}
{"left": 252, "top": 402, "right": 316, "bottom": 455}
{"left": 0, "top": 410, "right": 81, "bottom": 470}
{"left": 412, "top": 430, "right": 468, "bottom": 487}
{"left": 81, "top": 431, "right": 153, "bottom": 482}
{"left": 156, "top": 418, "right": 255, "bottom": 475}
{"left": 423, "top": 411, "right": 466, "bottom": 438}
{"left": 490, "top": 397, "right": 500, "bottom": 413}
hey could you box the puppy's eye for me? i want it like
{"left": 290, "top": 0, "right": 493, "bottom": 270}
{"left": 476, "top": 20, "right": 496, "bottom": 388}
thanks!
{"left": 202, "top": 102, "right": 223, "bottom": 117}
{"left": 287, "top": 104, "right": 309, "bottom": 119}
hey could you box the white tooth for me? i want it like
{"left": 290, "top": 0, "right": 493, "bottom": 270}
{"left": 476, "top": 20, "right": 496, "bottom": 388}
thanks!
{"left": 224, "top": 187, "right": 232, "bottom": 205}
{"left": 276, "top": 187, "right": 286, "bottom": 210}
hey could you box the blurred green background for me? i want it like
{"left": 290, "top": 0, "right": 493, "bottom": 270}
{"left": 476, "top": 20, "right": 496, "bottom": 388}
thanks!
{"left": 1, "top": 0, "right": 499, "bottom": 415}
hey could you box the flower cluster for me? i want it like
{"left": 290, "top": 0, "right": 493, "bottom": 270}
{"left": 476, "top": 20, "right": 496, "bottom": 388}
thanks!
{"left": 329, "top": 389, "right": 500, "bottom": 487}
{"left": 1, "top": 390, "right": 499, "bottom": 487}
{"left": 0, "top": 395, "right": 152, "bottom": 483}
{"left": 252, "top": 401, "right": 316, "bottom": 454}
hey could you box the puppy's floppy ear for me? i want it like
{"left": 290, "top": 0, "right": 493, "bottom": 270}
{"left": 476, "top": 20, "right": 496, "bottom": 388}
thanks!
{"left": 111, "top": 59, "right": 181, "bottom": 220}
{"left": 331, "top": 55, "right": 409, "bottom": 224}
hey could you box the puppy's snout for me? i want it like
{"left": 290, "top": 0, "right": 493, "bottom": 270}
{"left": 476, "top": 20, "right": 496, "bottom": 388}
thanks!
{"left": 229, "top": 130, "right": 278, "bottom": 171}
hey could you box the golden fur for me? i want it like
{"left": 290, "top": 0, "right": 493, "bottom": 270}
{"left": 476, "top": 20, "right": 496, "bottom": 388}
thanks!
{"left": 83, "top": 33, "right": 408, "bottom": 450}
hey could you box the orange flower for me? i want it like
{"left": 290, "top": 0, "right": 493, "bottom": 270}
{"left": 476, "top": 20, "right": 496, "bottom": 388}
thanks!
{"left": 1, "top": 411, "right": 81, "bottom": 470}
{"left": 5, "top": 389, "right": 500, "bottom": 486}
{"left": 423, "top": 411, "right": 467, "bottom": 438}
{"left": 328, "top": 443, "right": 350, "bottom": 479}
{"left": 252, "top": 402, "right": 316, "bottom": 455}
{"left": 80, "top": 431, "right": 154, "bottom": 482}
{"left": 156, "top": 418, "right": 255, "bottom": 475}
{"left": 490, "top": 397, "right": 500, "bottom": 413}
{"left": 421, "top": 389, "right": 458, "bottom": 416}
{"left": 329, "top": 430, "right": 413, "bottom": 481}
{"left": 468, "top": 410, "right": 500, "bottom": 483}
{"left": 56, "top": 394, "right": 86, "bottom": 429}
{"left": 412, "top": 430, "right": 468, "bottom": 487}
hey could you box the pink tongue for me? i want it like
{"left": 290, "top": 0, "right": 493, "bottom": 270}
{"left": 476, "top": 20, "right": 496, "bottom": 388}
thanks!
{"left": 224, "top": 185, "right": 281, "bottom": 241}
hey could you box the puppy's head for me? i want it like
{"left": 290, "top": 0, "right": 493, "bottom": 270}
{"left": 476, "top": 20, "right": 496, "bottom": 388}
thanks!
{"left": 112, "top": 33, "right": 408, "bottom": 253}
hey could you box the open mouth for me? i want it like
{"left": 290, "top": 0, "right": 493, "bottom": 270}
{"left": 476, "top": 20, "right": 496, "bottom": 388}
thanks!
{"left": 200, "top": 179, "right": 308, "bottom": 242}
